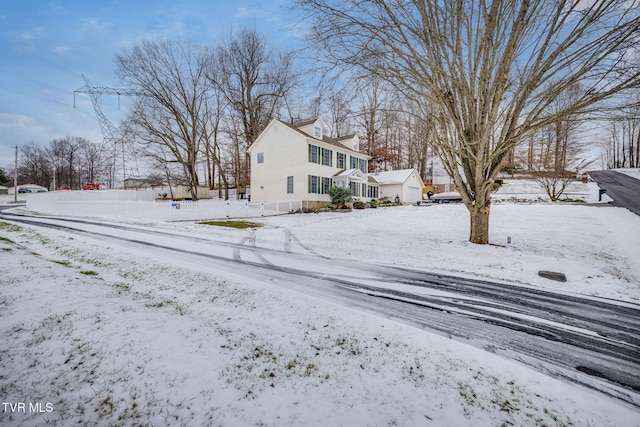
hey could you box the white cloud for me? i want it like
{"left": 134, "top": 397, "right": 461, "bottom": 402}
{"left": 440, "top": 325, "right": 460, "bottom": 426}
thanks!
{"left": 7, "top": 27, "right": 45, "bottom": 51}
{"left": 0, "top": 113, "right": 35, "bottom": 128}
{"left": 53, "top": 45, "right": 69, "bottom": 54}
{"left": 234, "top": 7, "right": 278, "bottom": 22}
{"left": 80, "top": 18, "right": 114, "bottom": 33}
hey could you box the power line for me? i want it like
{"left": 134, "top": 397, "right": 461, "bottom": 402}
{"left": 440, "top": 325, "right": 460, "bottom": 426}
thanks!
{"left": 73, "top": 75, "right": 144, "bottom": 186}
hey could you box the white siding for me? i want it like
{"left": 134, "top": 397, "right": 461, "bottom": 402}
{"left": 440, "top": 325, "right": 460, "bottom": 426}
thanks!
{"left": 249, "top": 119, "right": 370, "bottom": 204}
{"left": 250, "top": 123, "right": 309, "bottom": 203}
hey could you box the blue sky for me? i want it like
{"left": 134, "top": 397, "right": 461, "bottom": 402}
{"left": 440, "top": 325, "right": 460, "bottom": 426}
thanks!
{"left": 0, "top": 0, "right": 299, "bottom": 170}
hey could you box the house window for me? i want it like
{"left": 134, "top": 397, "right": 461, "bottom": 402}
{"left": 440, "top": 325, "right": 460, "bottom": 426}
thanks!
{"left": 314, "top": 126, "right": 321, "bottom": 138}
{"left": 323, "top": 177, "right": 331, "bottom": 194}
{"left": 350, "top": 156, "right": 357, "bottom": 169}
{"left": 358, "top": 158, "right": 366, "bottom": 173}
{"left": 309, "top": 175, "right": 319, "bottom": 194}
{"left": 309, "top": 144, "right": 320, "bottom": 163}
{"left": 349, "top": 181, "right": 357, "bottom": 196}
{"left": 287, "top": 176, "right": 294, "bottom": 194}
{"left": 257, "top": 152, "right": 264, "bottom": 164}
{"left": 309, "top": 144, "right": 332, "bottom": 166}
{"left": 337, "top": 152, "right": 345, "bottom": 169}
{"left": 367, "top": 185, "right": 379, "bottom": 199}
{"left": 361, "top": 183, "right": 366, "bottom": 197}
{"left": 308, "top": 175, "right": 330, "bottom": 194}
{"left": 322, "top": 148, "right": 332, "bottom": 166}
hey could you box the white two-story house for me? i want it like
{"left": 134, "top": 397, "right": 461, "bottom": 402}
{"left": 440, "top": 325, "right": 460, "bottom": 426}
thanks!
{"left": 247, "top": 118, "right": 378, "bottom": 208}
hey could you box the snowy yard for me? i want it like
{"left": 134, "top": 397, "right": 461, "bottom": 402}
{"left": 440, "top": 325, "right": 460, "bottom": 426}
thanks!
{"left": 1, "top": 178, "right": 640, "bottom": 426}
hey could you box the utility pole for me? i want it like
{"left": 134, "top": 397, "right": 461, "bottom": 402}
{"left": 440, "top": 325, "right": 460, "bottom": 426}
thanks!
{"left": 13, "top": 145, "right": 18, "bottom": 204}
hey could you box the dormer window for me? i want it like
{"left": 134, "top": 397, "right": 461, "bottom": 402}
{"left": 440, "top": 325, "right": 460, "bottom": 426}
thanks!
{"left": 314, "top": 126, "right": 321, "bottom": 139}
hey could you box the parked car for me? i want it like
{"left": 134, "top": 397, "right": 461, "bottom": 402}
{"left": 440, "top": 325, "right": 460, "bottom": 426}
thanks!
{"left": 58, "top": 186, "right": 71, "bottom": 191}
{"left": 82, "top": 183, "right": 101, "bottom": 190}
{"left": 17, "top": 187, "right": 31, "bottom": 193}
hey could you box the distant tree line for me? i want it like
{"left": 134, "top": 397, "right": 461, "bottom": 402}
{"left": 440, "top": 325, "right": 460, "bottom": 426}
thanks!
{"left": 601, "top": 98, "right": 640, "bottom": 169}
{"left": 12, "top": 137, "right": 109, "bottom": 190}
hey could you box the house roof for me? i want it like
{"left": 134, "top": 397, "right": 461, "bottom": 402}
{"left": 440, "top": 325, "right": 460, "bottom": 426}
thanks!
{"left": 333, "top": 168, "right": 365, "bottom": 178}
{"left": 293, "top": 118, "right": 317, "bottom": 127}
{"left": 279, "top": 120, "right": 366, "bottom": 157}
{"left": 324, "top": 133, "right": 357, "bottom": 144}
{"left": 370, "top": 169, "right": 424, "bottom": 186}
{"left": 247, "top": 118, "right": 370, "bottom": 159}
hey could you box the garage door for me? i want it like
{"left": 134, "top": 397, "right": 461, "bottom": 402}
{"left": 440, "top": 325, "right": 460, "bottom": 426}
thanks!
{"left": 407, "top": 186, "right": 421, "bottom": 203}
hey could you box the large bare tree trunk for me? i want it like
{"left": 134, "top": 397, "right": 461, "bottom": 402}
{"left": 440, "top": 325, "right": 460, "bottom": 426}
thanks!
{"left": 469, "top": 204, "right": 491, "bottom": 245}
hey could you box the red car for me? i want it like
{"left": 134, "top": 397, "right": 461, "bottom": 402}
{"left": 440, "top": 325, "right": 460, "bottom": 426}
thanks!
{"left": 82, "top": 183, "right": 100, "bottom": 190}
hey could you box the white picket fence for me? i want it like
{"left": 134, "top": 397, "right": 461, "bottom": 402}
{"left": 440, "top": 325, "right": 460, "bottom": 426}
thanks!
{"left": 25, "top": 190, "right": 302, "bottom": 221}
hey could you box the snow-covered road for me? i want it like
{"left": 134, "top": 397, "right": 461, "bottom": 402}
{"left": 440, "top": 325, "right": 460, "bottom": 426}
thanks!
{"left": 4, "top": 211, "right": 639, "bottom": 408}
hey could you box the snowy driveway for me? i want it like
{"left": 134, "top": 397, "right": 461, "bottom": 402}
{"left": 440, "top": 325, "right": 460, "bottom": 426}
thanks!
{"left": 3, "top": 211, "right": 639, "bottom": 408}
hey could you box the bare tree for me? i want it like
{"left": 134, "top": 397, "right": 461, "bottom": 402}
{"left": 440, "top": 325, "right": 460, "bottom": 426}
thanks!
{"left": 356, "top": 77, "right": 390, "bottom": 171}
{"left": 532, "top": 124, "right": 594, "bottom": 201}
{"left": 355, "top": 77, "right": 418, "bottom": 172}
{"left": 79, "top": 139, "right": 107, "bottom": 185}
{"left": 296, "top": 0, "right": 640, "bottom": 244}
{"left": 604, "top": 97, "right": 640, "bottom": 168}
{"left": 116, "top": 39, "right": 212, "bottom": 200}
{"left": 19, "top": 142, "right": 51, "bottom": 188}
{"left": 522, "top": 84, "right": 592, "bottom": 200}
{"left": 17, "top": 137, "right": 106, "bottom": 190}
{"left": 46, "top": 136, "right": 89, "bottom": 189}
{"left": 404, "top": 103, "right": 435, "bottom": 179}
{"left": 325, "top": 87, "right": 355, "bottom": 138}
{"left": 209, "top": 27, "right": 298, "bottom": 189}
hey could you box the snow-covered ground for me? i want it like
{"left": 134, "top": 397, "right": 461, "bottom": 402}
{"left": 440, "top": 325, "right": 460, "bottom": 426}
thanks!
{"left": 1, "top": 178, "right": 639, "bottom": 426}
{"left": 615, "top": 168, "right": 640, "bottom": 181}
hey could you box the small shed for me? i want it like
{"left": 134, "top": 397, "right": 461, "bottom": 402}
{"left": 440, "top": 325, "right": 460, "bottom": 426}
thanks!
{"left": 370, "top": 169, "right": 425, "bottom": 204}
{"left": 0, "top": 185, "right": 8, "bottom": 195}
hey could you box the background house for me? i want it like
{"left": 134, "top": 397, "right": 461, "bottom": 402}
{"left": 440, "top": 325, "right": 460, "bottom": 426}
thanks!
{"left": 248, "top": 118, "right": 376, "bottom": 208}
{"left": 424, "top": 157, "right": 456, "bottom": 193}
{"left": 370, "top": 169, "right": 425, "bottom": 203}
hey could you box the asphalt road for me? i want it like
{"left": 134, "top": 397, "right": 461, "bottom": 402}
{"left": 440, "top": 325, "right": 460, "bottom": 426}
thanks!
{"left": 589, "top": 170, "right": 640, "bottom": 216}
{"left": 2, "top": 209, "right": 640, "bottom": 407}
